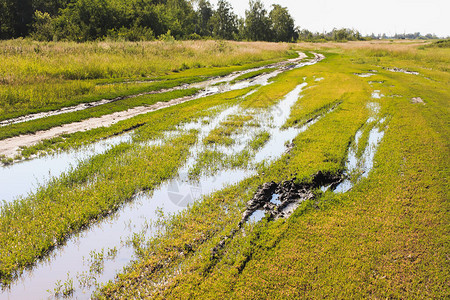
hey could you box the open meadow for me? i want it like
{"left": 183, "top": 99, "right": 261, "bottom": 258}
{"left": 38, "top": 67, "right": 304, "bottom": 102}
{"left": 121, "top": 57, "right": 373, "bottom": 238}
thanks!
{"left": 0, "top": 39, "right": 448, "bottom": 299}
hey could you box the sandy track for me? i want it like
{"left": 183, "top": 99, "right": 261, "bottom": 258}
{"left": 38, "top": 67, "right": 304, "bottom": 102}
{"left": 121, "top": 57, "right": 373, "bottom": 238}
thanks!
{"left": 0, "top": 86, "right": 187, "bottom": 127}
{"left": 0, "top": 95, "right": 194, "bottom": 158}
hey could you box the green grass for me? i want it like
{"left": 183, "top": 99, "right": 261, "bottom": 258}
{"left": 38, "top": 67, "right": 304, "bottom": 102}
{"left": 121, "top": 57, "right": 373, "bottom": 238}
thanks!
{"left": 204, "top": 115, "right": 253, "bottom": 146}
{"left": 188, "top": 150, "right": 226, "bottom": 178}
{"left": 97, "top": 43, "right": 449, "bottom": 299}
{"left": 249, "top": 131, "right": 270, "bottom": 150}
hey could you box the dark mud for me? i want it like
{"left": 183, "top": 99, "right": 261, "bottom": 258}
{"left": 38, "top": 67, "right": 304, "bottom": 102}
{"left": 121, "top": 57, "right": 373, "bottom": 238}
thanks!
{"left": 210, "top": 171, "right": 342, "bottom": 260}
{"left": 241, "top": 171, "right": 342, "bottom": 222}
{"left": 411, "top": 97, "right": 425, "bottom": 104}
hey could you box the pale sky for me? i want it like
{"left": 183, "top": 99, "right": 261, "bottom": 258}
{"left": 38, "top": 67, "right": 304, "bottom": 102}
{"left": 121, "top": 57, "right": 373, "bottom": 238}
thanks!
{"left": 209, "top": 0, "right": 450, "bottom": 37}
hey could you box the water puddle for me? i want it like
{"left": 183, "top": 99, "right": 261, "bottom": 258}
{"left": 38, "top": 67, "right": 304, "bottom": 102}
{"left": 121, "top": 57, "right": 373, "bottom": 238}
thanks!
{"left": 248, "top": 210, "right": 266, "bottom": 223}
{"left": 371, "top": 90, "right": 384, "bottom": 99}
{"left": 270, "top": 194, "right": 281, "bottom": 205}
{"left": 385, "top": 67, "right": 419, "bottom": 75}
{"left": 0, "top": 133, "right": 132, "bottom": 204}
{"left": 192, "top": 53, "right": 323, "bottom": 100}
{"left": 334, "top": 104, "right": 386, "bottom": 193}
{"left": 411, "top": 97, "right": 425, "bottom": 104}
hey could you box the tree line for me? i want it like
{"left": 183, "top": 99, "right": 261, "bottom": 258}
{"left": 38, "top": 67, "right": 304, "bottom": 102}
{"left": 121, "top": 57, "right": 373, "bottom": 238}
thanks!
{"left": 0, "top": 0, "right": 299, "bottom": 42}
{"left": 3, "top": 0, "right": 438, "bottom": 43}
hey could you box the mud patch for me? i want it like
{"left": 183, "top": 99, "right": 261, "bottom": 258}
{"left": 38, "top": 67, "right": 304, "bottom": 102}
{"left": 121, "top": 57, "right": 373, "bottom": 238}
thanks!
{"left": 242, "top": 171, "right": 341, "bottom": 222}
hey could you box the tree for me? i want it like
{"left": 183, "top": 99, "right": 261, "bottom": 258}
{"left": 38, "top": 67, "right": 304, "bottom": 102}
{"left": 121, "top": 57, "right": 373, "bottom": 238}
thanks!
{"left": 30, "top": 10, "right": 54, "bottom": 41}
{"left": 244, "top": 0, "right": 271, "bottom": 41}
{"left": 129, "top": 0, "right": 167, "bottom": 37}
{"left": 269, "top": 4, "right": 294, "bottom": 42}
{"left": 0, "top": 0, "right": 33, "bottom": 38}
{"left": 52, "top": 0, "right": 124, "bottom": 41}
{"left": 210, "top": 0, "right": 237, "bottom": 40}
{"left": 195, "top": 0, "right": 213, "bottom": 36}
{"left": 0, "top": 0, "right": 15, "bottom": 38}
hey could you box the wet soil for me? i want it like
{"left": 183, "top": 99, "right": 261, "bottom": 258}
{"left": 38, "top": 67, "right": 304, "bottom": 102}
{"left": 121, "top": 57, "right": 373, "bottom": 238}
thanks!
{"left": 0, "top": 86, "right": 188, "bottom": 128}
{"left": 241, "top": 171, "right": 342, "bottom": 223}
{"left": 354, "top": 72, "right": 376, "bottom": 77}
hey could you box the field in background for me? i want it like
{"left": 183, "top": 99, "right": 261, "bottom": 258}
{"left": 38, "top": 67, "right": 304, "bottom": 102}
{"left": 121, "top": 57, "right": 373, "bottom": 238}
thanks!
{"left": 0, "top": 40, "right": 294, "bottom": 120}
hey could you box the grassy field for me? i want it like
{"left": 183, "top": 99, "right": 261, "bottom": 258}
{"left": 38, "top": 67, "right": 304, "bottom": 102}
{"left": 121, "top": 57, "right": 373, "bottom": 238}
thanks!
{"left": 0, "top": 40, "right": 448, "bottom": 298}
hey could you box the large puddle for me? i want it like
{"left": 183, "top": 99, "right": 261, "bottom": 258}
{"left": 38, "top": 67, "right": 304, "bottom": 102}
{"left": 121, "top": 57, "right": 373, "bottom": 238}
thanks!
{"left": 0, "top": 133, "right": 132, "bottom": 205}
{"left": 2, "top": 71, "right": 331, "bottom": 298}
